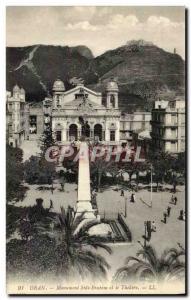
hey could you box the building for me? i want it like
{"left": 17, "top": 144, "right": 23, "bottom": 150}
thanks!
{"left": 151, "top": 98, "right": 185, "bottom": 153}
{"left": 28, "top": 102, "right": 44, "bottom": 138}
{"left": 50, "top": 79, "right": 121, "bottom": 144}
{"left": 120, "top": 112, "right": 151, "bottom": 143}
{"left": 6, "top": 85, "right": 29, "bottom": 147}
{"left": 6, "top": 79, "right": 155, "bottom": 149}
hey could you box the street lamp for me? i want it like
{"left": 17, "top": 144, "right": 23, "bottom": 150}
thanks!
{"left": 144, "top": 221, "right": 147, "bottom": 247}
{"left": 150, "top": 164, "right": 153, "bottom": 208}
{"left": 124, "top": 196, "right": 127, "bottom": 218}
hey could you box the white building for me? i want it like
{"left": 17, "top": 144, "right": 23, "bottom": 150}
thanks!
{"left": 6, "top": 85, "right": 29, "bottom": 147}
{"left": 120, "top": 112, "right": 151, "bottom": 142}
{"left": 51, "top": 79, "right": 121, "bottom": 144}
{"left": 6, "top": 79, "right": 153, "bottom": 147}
{"left": 151, "top": 98, "right": 185, "bottom": 153}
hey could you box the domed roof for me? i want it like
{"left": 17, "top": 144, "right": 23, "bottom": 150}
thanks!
{"left": 20, "top": 87, "right": 25, "bottom": 94}
{"left": 53, "top": 79, "right": 65, "bottom": 91}
{"left": 106, "top": 79, "right": 119, "bottom": 92}
{"left": 13, "top": 84, "right": 20, "bottom": 92}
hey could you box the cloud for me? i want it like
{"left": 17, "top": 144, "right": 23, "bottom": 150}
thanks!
{"left": 107, "top": 14, "right": 139, "bottom": 29}
{"left": 6, "top": 7, "right": 185, "bottom": 58}
{"left": 66, "top": 21, "right": 99, "bottom": 31}
{"left": 147, "top": 15, "right": 184, "bottom": 29}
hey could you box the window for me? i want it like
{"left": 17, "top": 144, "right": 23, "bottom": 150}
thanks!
{"left": 56, "top": 131, "right": 62, "bottom": 142}
{"left": 56, "top": 95, "right": 61, "bottom": 107}
{"left": 110, "top": 95, "right": 115, "bottom": 107}
{"left": 110, "top": 130, "right": 115, "bottom": 141}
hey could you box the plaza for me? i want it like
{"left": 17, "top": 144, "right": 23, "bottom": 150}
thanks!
{"left": 14, "top": 176, "right": 185, "bottom": 280}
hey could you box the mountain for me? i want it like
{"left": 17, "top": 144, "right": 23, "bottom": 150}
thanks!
{"left": 6, "top": 41, "right": 185, "bottom": 111}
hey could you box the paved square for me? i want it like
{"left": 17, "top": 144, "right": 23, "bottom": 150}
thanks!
{"left": 15, "top": 181, "right": 185, "bottom": 279}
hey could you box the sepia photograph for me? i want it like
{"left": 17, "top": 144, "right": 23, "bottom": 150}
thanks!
{"left": 5, "top": 5, "right": 186, "bottom": 295}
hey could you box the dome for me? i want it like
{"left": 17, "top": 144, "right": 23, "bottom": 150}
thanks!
{"left": 20, "top": 87, "right": 25, "bottom": 94}
{"left": 53, "top": 79, "right": 65, "bottom": 92}
{"left": 106, "top": 79, "right": 118, "bottom": 92}
{"left": 13, "top": 84, "right": 20, "bottom": 92}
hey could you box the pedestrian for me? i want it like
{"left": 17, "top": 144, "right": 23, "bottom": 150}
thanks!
{"left": 179, "top": 210, "right": 184, "bottom": 220}
{"left": 171, "top": 195, "right": 174, "bottom": 204}
{"left": 121, "top": 189, "right": 124, "bottom": 197}
{"left": 163, "top": 212, "right": 167, "bottom": 224}
{"left": 130, "top": 193, "right": 135, "bottom": 203}
{"left": 174, "top": 197, "right": 178, "bottom": 205}
{"left": 50, "top": 199, "right": 53, "bottom": 209}
{"left": 167, "top": 206, "right": 171, "bottom": 217}
{"left": 51, "top": 184, "right": 54, "bottom": 195}
{"left": 146, "top": 221, "right": 152, "bottom": 241}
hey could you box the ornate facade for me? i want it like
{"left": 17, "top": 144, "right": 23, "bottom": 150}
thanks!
{"left": 50, "top": 79, "right": 121, "bottom": 144}
{"left": 6, "top": 79, "right": 154, "bottom": 149}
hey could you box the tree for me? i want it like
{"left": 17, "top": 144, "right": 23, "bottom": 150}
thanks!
{"left": 39, "top": 124, "right": 56, "bottom": 157}
{"left": 6, "top": 144, "right": 25, "bottom": 203}
{"left": 147, "top": 151, "right": 171, "bottom": 191}
{"left": 24, "top": 155, "right": 56, "bottom": 184}
{"left": 91, "top": 158, "right": 112, "bottom": 192}
{"left": 108, "top": 162, "right": 121, "bottom": 181}
{"left": 7, "top": 207, "right": 112, "bottom": 281}
{"left": 167, "top": 152, "right": 185, "bottom": 192}
{"left": 113, "top": 244, "right": 185, "bottom": 283}
{"left": 121, "top": 162, "right": 138, "bottom": 185}
{"left": 41, "top": 206, "right": 112, "bottom": 280}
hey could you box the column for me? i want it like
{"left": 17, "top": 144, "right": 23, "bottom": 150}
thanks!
{"left": 75, "top": 142, "right": 96, "bottom": 219}
{"left": 62, "top": 128, "right": 67, "bottom": 142}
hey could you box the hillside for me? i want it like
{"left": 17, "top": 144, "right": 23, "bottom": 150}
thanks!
{"left": 6, "top": 41, "right": 185, "bottom": 111}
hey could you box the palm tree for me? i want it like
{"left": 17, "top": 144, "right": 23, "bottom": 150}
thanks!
{"left": 91, "top": 158, "right": 112, "bottom": 192}
{"left": 37, "top": 206, "right": 112, "bottom": 281}
{"left": 113, "top": 244, "right": 185, "bottom": 283}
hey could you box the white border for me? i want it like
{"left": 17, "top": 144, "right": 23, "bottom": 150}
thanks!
{"left": 0, "top": 1, "right": 189, "bottom": 299}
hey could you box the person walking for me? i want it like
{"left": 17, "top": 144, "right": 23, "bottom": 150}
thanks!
{"left": 163, "top": 212, "right": 167, "bottom": 224}
{"left": 51, "top": 183, "right": 54, "bottom": 195}
{"left": 171, "top": 195, "right": 174, "bottom": 204}
{"left": 167, "top": 206, "right": 171, "bottom": 217}
{"left": 50, "top": 199, "right": 53, "bottom": 209}
{"left": 146, "top": 221, "right": 152, "bottom": 241}
{"left": 174, "top": 197, "right": 178, "bottom": 205}
{"left": 130, "top": 193, "right": 135, "bottom": 203}
{"left": 179, "top": 210, "right": 184, "bottom": 220}
{"left": 121, "top": 189, "right": 124, "bottom": 197}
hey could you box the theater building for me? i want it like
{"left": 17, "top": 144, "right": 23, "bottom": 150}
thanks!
{"left": 50, "top": 79, "right": 121, "bottom": 145}
{"left": 6, "top": 79, "right": 154, "bottom": 149}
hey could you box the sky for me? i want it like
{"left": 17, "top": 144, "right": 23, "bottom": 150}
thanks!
{"left": 6, "top": 6, "right": 185, "bottom": 58}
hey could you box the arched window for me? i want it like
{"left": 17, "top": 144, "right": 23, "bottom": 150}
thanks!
{"left": 110, "top": 94, "right": 115, "bottom": 107}
{"left": 94, "top": 124, "right": 102, "bottom": 141}
{"left": 69, "top": 124, "right": 78, "bottom": 141}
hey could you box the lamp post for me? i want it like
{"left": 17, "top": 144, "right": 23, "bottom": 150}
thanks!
{"left": 150, "top": 164, "right": 153, "bottom": 208}
{"left": 144, "top": 221, "right": 147, "bottom": 247}
{"left": 124, "top": 196, "right": 127, "bottom": 218}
